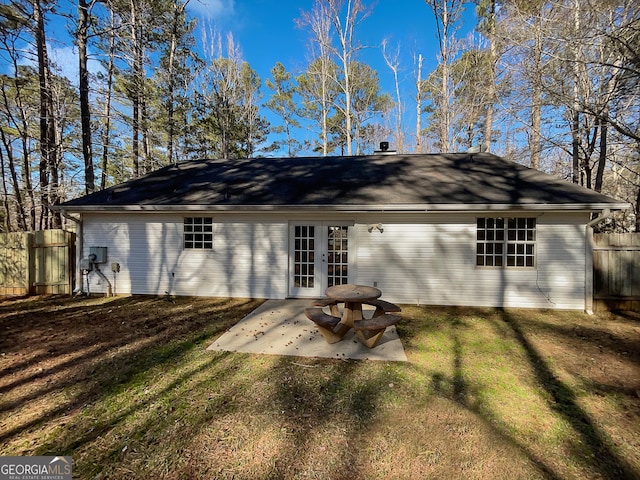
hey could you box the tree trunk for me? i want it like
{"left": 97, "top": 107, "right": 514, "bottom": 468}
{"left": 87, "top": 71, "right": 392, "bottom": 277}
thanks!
{"left": 0, "top": 79, "right": 29, "bottom": 230}
{"left": 571, "top": 109, "right": 580, "bottom": 184}
{"left": 34, "top": 0, "right": 49, "bottom": 228}
{"left": 571, "top": 0, "right": 581, "bottom": 184}
{"left": 100, "top": 10, "right": 116, "bottom": 190}
{"left": 0, "top": 129, "right": 27, "bottom": 230}
{"left": 595, "top": 117, "right": 607, "bottom": 193}
{"left": 166, "top": 1, "right": 184, "bottom": 165}
{"left": 321, "top": 56, "right": 329, "bottom": 156}
{"left": 382, "top": 40, "right": 403, "bottom": 152}
{"left": 426, "top": 0, "right": 464, "bottom": 153}
{"left": 33, "top": 0, "right": 60, "bottom": 228}
{"left": 636, "top": 181, "right": 640, "bottom": 232}
{"left": 336, "top": 0, "right": 353, "bottom": 155}
{"left": 19, "top": 109, "right": 35, "bottom": 230}
{"left": 131, "top": 0, "right": 141, "bottom": 177}
{"left": 0, "top": 145, "right": 11, "bottom": 231}
{"left": 78, "top": 0, "right": 95, "bottom": 194}
{"left": 142, "top": 93, "right": 150, "bottom": 173}
{"left": 484, "top": 0, "right": 496, "bottom": 151}
{"left": 440, "top": 0, "right": 450, "bottom": 152}
{"left": 415, "top": 53, "right": 423, "bottom": 152}
{"left": 530, "top": 13, "right": 542, "bottom": 170}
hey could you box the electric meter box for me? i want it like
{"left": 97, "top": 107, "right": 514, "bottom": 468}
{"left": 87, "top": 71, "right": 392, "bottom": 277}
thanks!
{"left": 89, "top": 246, "right": 108, "bottom": 264}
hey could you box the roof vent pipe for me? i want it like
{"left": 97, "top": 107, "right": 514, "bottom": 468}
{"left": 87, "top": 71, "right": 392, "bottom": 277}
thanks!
{"left": 374, "top": 142, "right": 397, "bottom": 155}
{"left": 466, "top": 144, "right": 488, "bottom": 154}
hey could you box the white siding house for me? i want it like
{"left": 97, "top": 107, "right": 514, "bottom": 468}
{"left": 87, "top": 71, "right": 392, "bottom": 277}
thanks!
{"left": 59, "top": 153, "right": 628, "bottom": 311}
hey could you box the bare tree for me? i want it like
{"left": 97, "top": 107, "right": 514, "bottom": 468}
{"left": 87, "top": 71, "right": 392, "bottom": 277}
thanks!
{"left": 496, "top": 0, "right": 549, "bottom": 169}
{"left": 382, "top": 38, "right": 404, "bottom": 152}
{"left": 328, "top": 0, "right": 372, "bottom": 155}
{"left": 297, "top": 0, "right": 339, "bottom": 156}
{"left": 98, "top": 7, "right": 117, "bottom": 190}
{"left": 425, "top": 0, "right": 465, "bottom": 152}
{"left": 476, "top": 0, "right": 497, "bottom": 150}
{"left": 0, "top": 6, "right": 35, "bottom": 230}
{"left": 415, "top": 53, "right": 424, "bottom": 152}
{"left": 194, "top": 28, "right": 266, "bottom": 159}
{"left": 299, "top": 0, "right": 372, "bottom": 155}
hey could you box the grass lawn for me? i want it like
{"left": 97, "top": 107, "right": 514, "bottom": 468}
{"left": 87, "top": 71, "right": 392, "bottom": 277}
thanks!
{"left": 0, "top": 295, "right": 638, "bottom": 479}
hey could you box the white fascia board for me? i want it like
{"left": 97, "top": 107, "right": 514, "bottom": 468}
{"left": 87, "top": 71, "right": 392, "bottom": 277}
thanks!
{"left": 55, "top": 202, "right": 631, "bottom": 214}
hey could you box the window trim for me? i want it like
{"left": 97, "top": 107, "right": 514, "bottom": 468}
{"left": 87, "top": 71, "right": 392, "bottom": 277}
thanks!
{"left": 183, "top": 217, "right": 214, "bottom": 250}
{"left": 476, "top": 217, "right": 537, "bottom": 269}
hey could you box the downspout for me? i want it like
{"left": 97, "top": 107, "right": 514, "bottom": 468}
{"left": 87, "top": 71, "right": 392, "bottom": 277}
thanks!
{"left": 585, "top": 208, "right": 611, "bottom": 314}
{"left": 61, "top": 209, "right": 84, "bottom": 294}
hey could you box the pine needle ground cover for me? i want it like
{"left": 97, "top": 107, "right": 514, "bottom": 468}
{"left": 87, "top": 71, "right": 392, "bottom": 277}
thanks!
{"left": 0, "top": 295, "right": 638, "bottom": 479}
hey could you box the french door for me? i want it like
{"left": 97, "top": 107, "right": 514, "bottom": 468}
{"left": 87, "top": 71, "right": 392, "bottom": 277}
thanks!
{"left": 289, "top": 222, "right": 351, "bottom": 297}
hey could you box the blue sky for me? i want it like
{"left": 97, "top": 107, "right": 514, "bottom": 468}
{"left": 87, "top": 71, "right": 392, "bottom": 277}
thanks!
{"left": 180, "top": 0, "right": 478, "bottom": 151}
{"left": 38, "top": 0, "right": 479, "bottom": 153}
{"left": 189, "top": 0, "right": 477, "bottom": 100}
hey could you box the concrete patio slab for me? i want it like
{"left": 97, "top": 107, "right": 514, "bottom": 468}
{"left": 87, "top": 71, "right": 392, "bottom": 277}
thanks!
{"left": 207, "top": 299, "right": 408, "bottom": 362}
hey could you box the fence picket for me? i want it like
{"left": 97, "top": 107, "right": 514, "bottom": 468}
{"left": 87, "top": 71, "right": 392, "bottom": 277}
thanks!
{"left": 593, "top": 233, "right": 640, "bottom": 311}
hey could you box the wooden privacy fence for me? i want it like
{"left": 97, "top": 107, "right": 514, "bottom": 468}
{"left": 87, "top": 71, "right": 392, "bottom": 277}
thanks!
{"left": 0, "top": 230, "right": 76, "bottom": 296}
{"left": 593, "top": 233, "right": 640, "bottom": 311}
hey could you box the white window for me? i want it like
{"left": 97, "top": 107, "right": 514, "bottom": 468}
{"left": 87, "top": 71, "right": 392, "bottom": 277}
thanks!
{"left": 476, "top": 217, "right": 536, "bottom": 268}
{"left": 184, "top": 217, "right": 213, "bottom": 249}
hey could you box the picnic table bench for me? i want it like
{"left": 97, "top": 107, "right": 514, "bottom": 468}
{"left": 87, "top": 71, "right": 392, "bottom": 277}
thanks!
{"left": 304, "top": 307, "right": 350, "bottom": 344}
{"left": 354, "top": 313, "right": 401, "bottom": 348}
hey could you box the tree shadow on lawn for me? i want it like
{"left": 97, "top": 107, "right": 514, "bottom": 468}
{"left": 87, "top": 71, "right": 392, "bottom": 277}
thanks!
{"left": 1, "top": 295, "right": 395, "bottom": 479}
{"left": 3, "top": 298, "right": 638, "bottom": 478}
{"left": 259, "top": 358, "right": 388, "bottom": 479}
{"left": 399, "top": 306, "right": 564, "bottom": 478}
{"left": 399, "top": 305, "right": 639, "bottom": 480}
{"left": 33, "top": 350, "right": 247, "bottom": 474}
{"left": 37, "top": 336, "right": 392, "bottom": 478}
{"left": 0, "top": 295, "right": 207, "bottom": 378}
{"left": 497, "top": 309, "right": 638, "bottom": 480}
{"left": 0, "top": 295, "right": 263, "bottom": 450}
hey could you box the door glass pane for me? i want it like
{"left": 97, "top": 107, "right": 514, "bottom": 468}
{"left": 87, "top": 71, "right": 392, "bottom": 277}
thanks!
{"left": 293, "top": 225, "right": 315, "bottom": 289}
{"left": 327, "top": 226, "right": 348, "bottom": 287}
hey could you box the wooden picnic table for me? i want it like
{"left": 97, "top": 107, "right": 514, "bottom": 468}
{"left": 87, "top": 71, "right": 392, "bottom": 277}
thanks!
{"left": 304, "top": 283, "right": 401, "bottom": 348}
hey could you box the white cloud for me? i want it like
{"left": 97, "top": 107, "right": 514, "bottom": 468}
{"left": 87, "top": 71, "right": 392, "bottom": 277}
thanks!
{"left": 51, "top": 45, "right": 106, "bottom": 87}
{"left": 15, "top": 43, "right": 104, "bottom": 86}
{"left": 49, "top": 45, "right": 78, "bottom": 82}
{"left": 187, "top": 0, "right": 235, "bottom": 18}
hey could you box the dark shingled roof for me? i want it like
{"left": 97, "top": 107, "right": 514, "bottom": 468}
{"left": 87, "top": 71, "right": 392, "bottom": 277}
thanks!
{"left": 59, "top": 153, "right": 628, "bottom": 212}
